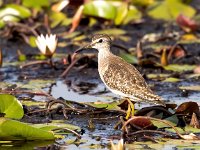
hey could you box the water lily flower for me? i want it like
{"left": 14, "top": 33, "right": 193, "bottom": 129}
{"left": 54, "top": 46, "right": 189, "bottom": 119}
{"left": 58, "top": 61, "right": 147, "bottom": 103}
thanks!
{"left": 35, "top": 34, "right": 57, "bottom": 57}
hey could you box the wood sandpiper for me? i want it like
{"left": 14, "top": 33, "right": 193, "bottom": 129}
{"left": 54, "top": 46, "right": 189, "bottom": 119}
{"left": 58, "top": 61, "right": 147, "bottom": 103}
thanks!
{"left": 75, "top": 34, "right": 166, "bottom": 117}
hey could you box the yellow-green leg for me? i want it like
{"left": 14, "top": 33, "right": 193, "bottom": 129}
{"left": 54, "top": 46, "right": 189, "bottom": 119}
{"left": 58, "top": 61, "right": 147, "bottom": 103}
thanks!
{"left": 125, "top": 98, "right": 135, "bottom": 119}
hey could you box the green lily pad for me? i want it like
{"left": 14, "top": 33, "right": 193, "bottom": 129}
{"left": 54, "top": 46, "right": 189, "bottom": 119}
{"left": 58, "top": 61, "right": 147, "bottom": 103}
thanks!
{"left": 86, "top": 100, "right": 121, "bottom": 110}
{"left": 162, "top": 77, "right": 181, "bottom": 82}
{"left": 122, "top": 5, "right": 142, "bottom": 25}
{"left": 29, "top": 36, "right": 37, "bottom": 47}
{"left": 0, "top": 4, "right": 31, "bottom": 22}
{"left": 165, "top": 126, "right": 200, "bottom": 134}
{"left": 148, "top": 0, "right": 196, "bottom": 20}
{"left": 119, "top": 52, "right": 138, "bottom": 64}
{"left": 49, "top": 11, "right": 71, "bottom": 28}
{"left": 83, "top": 1, "right": 116, "bottom": 20}
{"left": 163, "top": 64, "right": 196, "bottom": 72}
{"left": 22, "top": 0, "right": 49, "bottom": 8}
{"left": 114, "top": 2, "right": 128, "bottom": 25}
{"left": 33, "top": 122, "right": 81, "bottom": 132}
{"left": 0, "top": 94, "right": 24, "bottom": 119}
{"left": 0, "top": 118, "right": 54, "bottom": 140}
{"left": 95, "top": 28, "right": 127, "bottom": 35}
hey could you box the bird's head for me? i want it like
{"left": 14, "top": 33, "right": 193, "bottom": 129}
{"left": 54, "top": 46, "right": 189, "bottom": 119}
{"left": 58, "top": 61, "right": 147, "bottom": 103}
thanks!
{"left": 74, "top": 34, "right": 112, "bottom": 53}
{"left": 88, "top": 34, "right": 112, "bottom": 50}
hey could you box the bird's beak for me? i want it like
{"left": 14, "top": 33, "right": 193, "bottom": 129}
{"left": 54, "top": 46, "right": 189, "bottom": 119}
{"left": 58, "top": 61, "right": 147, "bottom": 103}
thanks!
{"left": 74, "top": 42, "right": 95, "bottom": 53}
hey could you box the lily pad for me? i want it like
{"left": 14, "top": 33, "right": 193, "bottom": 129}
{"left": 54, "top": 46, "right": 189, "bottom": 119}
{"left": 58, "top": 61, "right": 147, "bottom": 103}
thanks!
{"left": 163, "top": 64, "right": 196, "bottom": 72}
{"left": 148, "top": 0, "right": 196, "bottom": 20}
{"left": 0, "top": 94, "right": 24, "bottom": 119}
{"left": 0, "top": 4, "right": 31, "bottom": 22}
{"left": 22, "top": 0, "right": 49, "bottom": 8}
{"left": 83, "top": 1, "right": 116, "bottom": 20}
{"left": 95, "top": 28, "right": 127, "bottom": 35}
{"left": 162, "top": 77, "right": 181, "bottom": 82}
{"left": 0, "top": 118, "right": 54, "bottom": 140}
{"left": 119, "top": 52, "right": 138, "bottom": 64}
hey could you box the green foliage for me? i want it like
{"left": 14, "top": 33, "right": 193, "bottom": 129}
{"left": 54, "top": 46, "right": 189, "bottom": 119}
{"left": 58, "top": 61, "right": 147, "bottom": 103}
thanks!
{"left": 0, "top": 118, "right": 55, "bottom": 140}
{"left": 148, "top": 0, "right": 196, "bottom": 20}
{"left": 0, "top": 94, "right": 24, "bottom": 119}
{"left": 163, "top": 64, "right": 196, "bottom": 72}
{"left": 0, "top": 4, "right": 31, "bottom": 28}
{"left": 49, "top": 11, "right": 71, "bottom": 28}
{"left": 22, "top": 0, "right": 49, "bottom": 8}
{"left": 83, "top": 1, "right": 116, "bottom": 20}
{"left": 120, "top": 52, "right": 138, "bottom": 64}
{"left": 83, "top": 1, "right": 141, "bottom": 25}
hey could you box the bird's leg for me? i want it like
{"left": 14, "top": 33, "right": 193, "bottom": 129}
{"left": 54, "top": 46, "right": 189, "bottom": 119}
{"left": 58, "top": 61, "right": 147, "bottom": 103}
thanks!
{"left": 125, "top": 98, "right": 135, "bottom": 119}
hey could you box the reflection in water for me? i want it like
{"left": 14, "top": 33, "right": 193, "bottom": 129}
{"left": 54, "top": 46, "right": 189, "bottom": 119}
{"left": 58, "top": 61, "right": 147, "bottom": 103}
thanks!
{"left": 50, "top": 80, "right": 116, "bottom": 103}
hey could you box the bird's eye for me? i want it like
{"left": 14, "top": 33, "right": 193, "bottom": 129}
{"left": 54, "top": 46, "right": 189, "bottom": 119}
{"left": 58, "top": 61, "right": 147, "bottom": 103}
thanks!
{"left": 98, "top": 39, "right": 103, "bottom": 43}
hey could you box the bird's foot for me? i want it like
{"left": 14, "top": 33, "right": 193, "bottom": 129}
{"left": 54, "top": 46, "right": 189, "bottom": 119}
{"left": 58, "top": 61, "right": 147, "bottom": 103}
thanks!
{"left": 125, "top": 98, "right": 135, "bottom": 119}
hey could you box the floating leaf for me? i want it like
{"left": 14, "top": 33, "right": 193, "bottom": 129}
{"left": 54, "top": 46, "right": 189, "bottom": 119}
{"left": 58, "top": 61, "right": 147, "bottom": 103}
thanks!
{"left": 29, "top": 36, "right": 37, "bottom": 47}
{"left": 0, "top": 94, "right": 24, "bottom": 119}
{"left": 146, "top": 73, "right": 170, "bottom": 80}
{"left": 22, "top": 0, "right": 49, "bottom": 8}
{"left": 0, "top": 4, "right": 31, "bottom": 23}
{"left": 83, "top": 1, "right": 116, "bottom": 20}
{"left": 179, "top": 85, "right": 200, "bottom": 91}
{"left": 33, "top": 122, "right": 80, "bottom": 132}
{"left": 0, "top": 118, "right": 54, "bottom": 140}
{"left": 122, "top": 5, "right": 142, "bottom": 25}
{"left": 114, "top": 2, "right": 128, "bottom": 25}
{"left": 162, "top": 77, "right": 181, "bottom": 82}
{"left": 148, "top": 0, "right": 196, "bottom": 20}
{"left": 119, "top": 52, "right": 138, "bottom": 64}
{"left": 163, "top": 64, "right": 196, "bottom": 72}
{"left": 49, "top": 11, "right": 71, "bottom": 28}
{"left": 95, "top": 28, "right": 126, "bottom": 35}
{"left": 165, "top": 126, "right": 200, "bottom": 134}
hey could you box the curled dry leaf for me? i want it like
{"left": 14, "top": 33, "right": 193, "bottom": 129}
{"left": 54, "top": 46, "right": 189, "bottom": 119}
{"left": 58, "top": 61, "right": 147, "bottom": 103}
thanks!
{"left": 190, "top": 113, "right": 200, "bottom": 129}
{"left": 176, "top": 14, "right": 199, "bottom": 32}
{"left": 160, "top": 48, "right": 168, "bottom": 66}
{"left": 129, "top": 116, "right": 155, "bottom": 129}
{"left": 69, "top": 5, "right": 84, "bottom": 33}
{"left": 176, "top": 102, "right": 200, "bottom": 117}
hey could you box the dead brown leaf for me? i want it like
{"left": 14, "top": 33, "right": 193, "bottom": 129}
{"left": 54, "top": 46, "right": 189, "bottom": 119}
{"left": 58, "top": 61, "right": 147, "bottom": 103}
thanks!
{"left": 176, "top": 14, "right": 199, "bottom": 32}
{"left": 69, "top": 5, "right": 84, "bottom": 33}
{"left": 176, "top": 102, "right": 200, "bottom": 117}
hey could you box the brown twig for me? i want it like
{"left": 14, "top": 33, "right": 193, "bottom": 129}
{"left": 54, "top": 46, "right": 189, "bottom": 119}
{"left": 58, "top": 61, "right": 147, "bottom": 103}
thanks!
{"left": 60, "top": 55, "right": 84, "bottom": 78}
{"left": 20, "top": 60, "right": 51, "bottom": 68}
{"left": 127, "top": 129, "right": 173, "bottom": 137}
{"left": 52, "top": 128, "right": 81, "bottom": 139}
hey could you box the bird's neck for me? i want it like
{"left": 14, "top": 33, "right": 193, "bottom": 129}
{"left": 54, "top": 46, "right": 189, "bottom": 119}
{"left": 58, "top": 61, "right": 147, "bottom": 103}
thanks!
{"left": 98, "top": 47, "right": 112, "bottom": 60}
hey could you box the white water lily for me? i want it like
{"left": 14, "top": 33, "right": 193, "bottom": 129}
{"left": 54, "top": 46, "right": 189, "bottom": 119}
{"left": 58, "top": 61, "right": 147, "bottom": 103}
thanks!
{"left": 35, "top": 34, "right": 57, "bottom": 57}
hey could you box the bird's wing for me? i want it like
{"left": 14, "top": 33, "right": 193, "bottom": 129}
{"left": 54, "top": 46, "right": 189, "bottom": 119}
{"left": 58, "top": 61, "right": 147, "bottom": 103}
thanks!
{"left": 102, "top": 56, "right": 164, "bottom": 105}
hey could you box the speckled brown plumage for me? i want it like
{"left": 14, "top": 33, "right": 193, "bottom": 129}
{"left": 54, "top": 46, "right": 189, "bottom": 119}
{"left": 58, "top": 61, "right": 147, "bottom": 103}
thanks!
{"left": 89, "top": 34, "right": 165, "bottom": 106}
